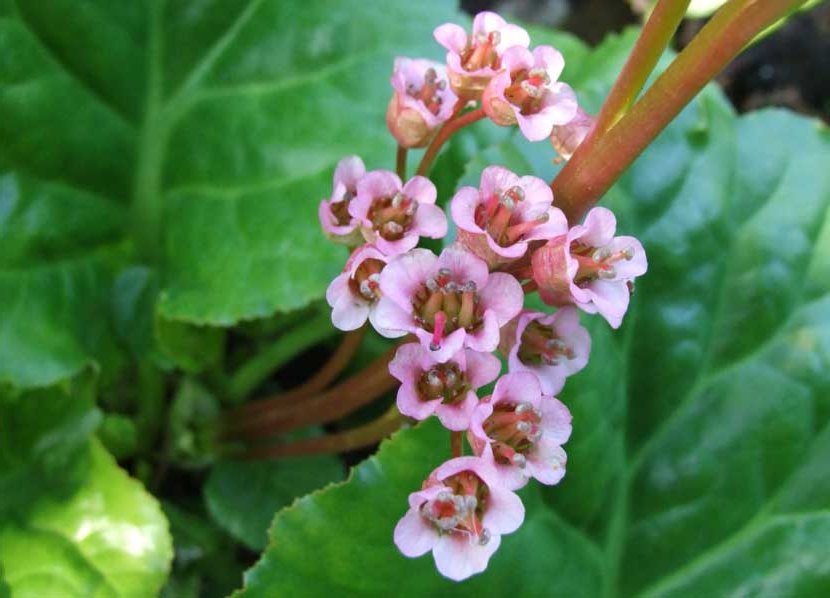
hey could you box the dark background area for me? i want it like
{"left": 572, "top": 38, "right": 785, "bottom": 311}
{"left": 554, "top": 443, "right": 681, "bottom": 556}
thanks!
{"left": 462, "top": 0, "right": 830, "bottom": 123}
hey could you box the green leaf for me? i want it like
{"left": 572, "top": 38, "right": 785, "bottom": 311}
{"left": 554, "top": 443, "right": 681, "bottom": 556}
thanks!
{"left": 204, "top": 443, "right": 345, "bottom": 551}
{"left": 0, "top": 440, "right": 173, "bottom": 597}
{"left": 236, "top": 420, "right": 605, "bottom": 597}
{"left": 234, "top": 26, "right": 830, "bottom": 596}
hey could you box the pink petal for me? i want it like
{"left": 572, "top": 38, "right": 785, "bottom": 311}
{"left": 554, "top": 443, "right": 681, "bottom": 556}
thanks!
{"left": 331, "top": 293, "right": 370, "bottom": 331}
{"left": 472, "top": 11, "right": 507, "bottom": 36}
{"left": 413, "top": 203, "right": 448, "bottom": 238}
{"left": 586, "top": 279, "right": 630, "bottom": 329}
{"left": 394, "top": 509, "right": 438, "bottom": 558}
{"left": 435, "top": 390, "right": 479, "bottom": 431}
{"left": 413, "top": 327, "right": 467, "bottom": 364}
{"left": 450, "top": 186, "right": 485, "bottom": 234}
{"left": 356, "top": 170, "right": 402, "bottom": 202}
{"left": 372, "top": 296, "right": 416, "bottom": 337}
{"left": 465, "top": 349, "right": 502, "bottom": 389}
{"left": 528, "top": 438, "right": 567, "bottom": 485}
{"left": 403, "top": 175, "right": 437, "bottom": 205}
{"left": 479, "top": 165, "right": 520, "bottom": 200}
{"left": 433, "top": 23, "right": 468, "bottom": 54}
{"left": 492, "top": 371, "right": 542, "bottom": 408}
{"left": 464, "top": 309, "right": 500, "bottom": 353}
{"left": 484, "top": 232, "right": 527, "bottom": 260}
{"left": 333, "top": 155, "right": 366, "bottom": 189}
{"left": 500, "top": 45, "right": 533, "bottom": 73}
{"left": 479, "top": 272, "right": 524, "bottom": 325}
{"left": 579, "top": 207, "right": 617, "bottom": 248}
{"left": 378, "top": 248, "right": 437, "bottom": 310}
{"left": 347, "top": 190, "right": 373, "bottom": 223}
{"left": 496, "top": 24, "right": 530, "bottom": 52}
{"left": 609, "top": 236, "right": 648, "bottom": 279}
{"left": 436, "top": 245, "right": 490, "bottom": 290}
{"left": 532, "top": 45, "right": 565, "bottom": 81}
{"left": 433, "top": 533, "right": 501, "bottom": 581}
{"left": 482, "top": 485, "right": 525, "bottom": 534}
{"left": 516, "top": 175, "right": 553, "bottom": 208}
{"left": 524, "top": 206, "right": 569, "bottom": 242}
{"left": 375, "top": 233, "right": 419, "bottom": 257}
{"left": 388, "top": 342, "right": 425, "bottom": 382}
{"left": 367, "top": 308, "right": 407, "bottom": 339}
{"left": 397, "top": 383, "right": 439, "bottom": 421}
{"left": 540, "top": 397, "right": 573, "bottom": 444}
{"left": 325, "top": 272, "right": 349, "bottom": 308}
{"left": 516, "top": 110, "right": 556, "bottom": 142}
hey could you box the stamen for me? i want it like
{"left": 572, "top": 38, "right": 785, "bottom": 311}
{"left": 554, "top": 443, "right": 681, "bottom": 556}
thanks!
{"left": 430, "top": 311, "right": 447, "bottom": 351}
{"left": 512, "top": 453, "right": 527, "bottom": 468}
{"left": 621, "top": 246, "right": 635, "bottom": 260}
{"left": 515, "top": 402, "right": 533, "bottom": 414}
{"left": 478, "top": 528, "right": 491, "bottom": 545}
{"left": 592, "top": 247, "right": 611, "bottom": 262}
{"left": 598, "top": 266, "right": 617, "bottom": 280}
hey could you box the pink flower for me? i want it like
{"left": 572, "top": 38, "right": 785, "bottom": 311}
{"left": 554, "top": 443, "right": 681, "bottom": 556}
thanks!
{"left": 374, "top": 246, "right": 524, "bottom": 362}
{"left": 550, "top": 107, "right": 595, "bottom": 162}
{"left": 326, "top": 245, "right": 404, "bottom": 335}
{"left": 318, "top": 156, "right": 367, "bottom": 245}
{"left": 393, "top": 456, "right": 524, "bottom": 581}
{"left": 348, "top": 171, "right": 447, "bottom": 256}
{"left": 387, "top": 58, "right": 459, "bottom": 148}
{"left": 531, "top": 207, "right": 648, "bottom": 328}
{"left": 468, "top": 372, "right": 572, "bottom": 490}
{"left": 482, "top": 45, "right": 578, "bottom": 141}
{"left": 451, "top": 165, "right": 568, "bottom": 268}
{"left": 389, "top": 343, "right": 501, "bottom": 430}
{"left": 433, "top": 12, "right": 530, "bottom": 100}
{"left": 500, "top": 307, "right": 591, "bottom": 395}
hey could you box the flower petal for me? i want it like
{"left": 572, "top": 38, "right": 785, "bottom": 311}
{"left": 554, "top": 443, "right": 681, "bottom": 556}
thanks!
{"left": 394, "top": 509, "right": 438, "bottom": 558}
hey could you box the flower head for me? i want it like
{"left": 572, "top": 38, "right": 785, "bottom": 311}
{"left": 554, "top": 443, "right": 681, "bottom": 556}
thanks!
{"left": 393, "top": 456, "right": 524, "bottom": 581}
{"left": 326, "top": 245, "right": 404, "bottom": 335}
{"left": 468, "top": 372, "right": 572, "bottom": 489}
{"left": 451, "top": 165, "right": 568, "bottom": 268}
{"left": 433, "top": 12, "right": 530, "bottom": 100}
{"left": 375, "top": 246, "right": 524, "bottom": 362}
{"left": 500, "top": 307, "right": 590, "bottom": 395}
{"left": 531, "top": 207, "right": 647, "bottom": 328}
{"left": 389, "top": 343, "right": 501, "bottom": 430}
{"left": 348, "top": 171, "right": 447, "bottom": 256}
{"left": 550, "top": 107, "right": 595, "bottom": 162}
{"left": 387, "top": 58, "right": 458, "bottom": 148}
{"left": 318, "top": 155, "right": 366, "bottom": 245}
{"left": 482, "top": 45, "right": 578, "bottom": 141}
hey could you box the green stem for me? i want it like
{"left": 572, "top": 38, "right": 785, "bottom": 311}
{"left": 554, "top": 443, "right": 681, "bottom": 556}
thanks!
{"left": 226, "top": 311, "right": 335, "bottom": 403}
{"left": 416, "top": 107, "right": 485, "bottom": 177}
{"left": 590, "top": 0, "right": 691, "bottom": 136}
{"left": 135, "top": 361, "right": 165, "bottom": 453}
{"left": 552, "top": 0, "right": 809, "bottom": 224}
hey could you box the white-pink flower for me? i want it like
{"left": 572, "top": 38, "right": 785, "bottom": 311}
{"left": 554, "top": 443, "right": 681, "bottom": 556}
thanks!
{"left": 393, "top": 456, "right": 524, "bottom": 581}
{"left": 318, "top": 155, "right": 366, "bottom": 245}
{"left": 389, "top": 343, "right": 501, "bottom": 431}
{"left": 325, "top": 245, "right": 403, "bottom": 335}
{"left": 387, "top": 58, "right": 458, "bottom": 148}
{"left": 348, "top": 171, "right": 447, "bottom": 256}
{"left": 531, "top": 207, "right": 648, "bottom": 328}
{"left": 451, "top": 165, "right": 568, "bottom": 268}
{"left": 468, "top": 372, "right": 572, "bottom": 490}
{"left": 500, "top": 307, "right": 591, "bottom": 395}
{"left": 374, "top": 246, "right": 524, "bottom": 362}
{"left": 482, "top": 45, "right": 578, "bottom": 141}
{"left": 433, "top": 11, "right": 530, "bottom": 100}
{"left": 550, "top": 107, "right": 595, "bottom": 161}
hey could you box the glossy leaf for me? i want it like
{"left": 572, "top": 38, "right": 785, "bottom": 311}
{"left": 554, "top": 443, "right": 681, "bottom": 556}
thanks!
{"left": 0, "top": 440, "right": 173, "bottom": 597}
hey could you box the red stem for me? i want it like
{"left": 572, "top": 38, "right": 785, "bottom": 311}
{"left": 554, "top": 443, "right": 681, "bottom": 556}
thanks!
{"left": 416, "top": 106, "right": 485, "bottom": 177}
{"left": 238, "top": 406, "right": 403, "bottom": 459}
{"left": 451, "top": 431, "right": 463, "bottom": 458}
{"left": 396, "top": 145, "right": 407, "bottom": 180}
{"left": 553, "top": 0, "right": 809, "bottom": 224}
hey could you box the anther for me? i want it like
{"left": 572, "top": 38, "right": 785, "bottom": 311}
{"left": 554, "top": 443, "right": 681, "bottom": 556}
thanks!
{"left": 464, "top": 495, "right": 477, "bottom": 511}
{"left": 383, "top": 221, "right": 404, "bottom": 236}
{"left": 443, "top": 281, "right": 458, "bottom": 293}
{"left": 426, "top": 278, "right": 440, "bottom": 292}
{"left": 424, "top": 68, "right": 438, "bottom": 84}
{"left": 426, "top": 370, "right": 443, "bottom": 388}
{"left": 359, "top": 280, "right": 374, "bottom": 299}
{"left": 405, "top": 200, "right": 419, "bottom": 216}
{"left": 437, "top": 268, "right": 452, "bottom": 278}
{"left": 461, "top": 281, "right": 477, "bottom": 293}
{"left": 516, "top": 421, "right": 531, "bottom": 433}
{"left": 592, "top": 247, "right": 611, "bottom": 262}
{"left": 488, "top": 31, "right": 501, "bottom": 45}
{"left": 598, "top": 266, "right": 617, "bottom": 280}
{"left": 478, "top": 528, "right": 491, "bottom": 545}
{"left": 512, "top": 453, "right": 527, "bottom": 468}
{"left": 515, "top": 402, "right": 533, "bottom": 414}
{"left": 520, "top": 80, "right": 542, "bottom": 98}
{"left": 391, "top": 192, "right": 405, "bottom": 208}
{"left": 621, "top": 246, "right": 635, "bottom": 260}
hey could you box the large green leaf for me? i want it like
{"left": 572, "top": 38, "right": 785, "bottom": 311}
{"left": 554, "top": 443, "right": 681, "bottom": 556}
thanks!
{"left": 0, "top": 440, "right": 173, "bottom": 597}
{"left": 234, "top": 27, "right": 830, "bottom": 596}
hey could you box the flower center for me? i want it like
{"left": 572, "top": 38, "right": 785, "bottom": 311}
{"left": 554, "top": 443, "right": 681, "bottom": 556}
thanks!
{"left": 420, "top": 471, "right": 491, "bottom": 544}
{"left": 416, "top": 362, "right": 470, "bottom": 405}
{"left": 570, "top": 241, "right": 635, "bottom": 287}
{"left": 482, "top": 401, "right": 543, "bottom": 468}
{"left": 504, "top": 68, "right": 550, "bottom": 115}
{"left": 412, "top": 268, "right": 482, "bottom": 351}
{"left": 406, "top": 67, "right": 448, "bottom": 116}
{"left": 517, "top": 320, "right": 575, "bottom": 366}
{"left": 369, "top": 192, "right": 418, "bottom": 241}
{"left": 460, "top": 31, "right": 501, "bottom": 72}
{"left": 473, "top": 185, "right": 549, "bottom": 247}
{"left": 330, "top": 189, "right": 354, "bottom": 226}
{"left": 348, "top": 258, "right": 385, "bottom": 302}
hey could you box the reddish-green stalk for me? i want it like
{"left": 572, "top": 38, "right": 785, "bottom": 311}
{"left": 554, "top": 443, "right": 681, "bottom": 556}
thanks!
{"left": 451, "top": 431, "right": 463, "bottom": 458}
{"left": 553, "top": 0, "right": 809, "bottom": 223}
{"left": 589, "top": 0, "right": 691, "bottom": 136}
{"left": 416, "top": 107, "right": 485, "bottom": 176}
{"left": 396, "top": 145, "right": 408, "bottom": 180}
{"left": 238, "top": 405, "right": 402, "bottom": 459}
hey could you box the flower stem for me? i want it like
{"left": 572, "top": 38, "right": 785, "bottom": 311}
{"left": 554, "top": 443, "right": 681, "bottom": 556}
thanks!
{"left": 226, "top": 311, "right": 336, "bottom": 403}
{"left": 223, "top": 343, "right": 399, "bottom": 440}
{"left": 590, "top": 0, "right": 691, "bottom": 136}
{"left": 552, "top": 0, "right": 809, "bottom": 224}
{"left": 416, "top": 106, "right": 485, "bottom": 177}
{"left": 228, "top": 326, "right": 367, "bottom": 417}
{"left": 396, "top": 145, "right": 408, "bottom": 180}
{"left": 451, "top": 431, "right": 463, "bottom": 457}
{"left": 236, "top": 405, "right": 403, "bottom": 459}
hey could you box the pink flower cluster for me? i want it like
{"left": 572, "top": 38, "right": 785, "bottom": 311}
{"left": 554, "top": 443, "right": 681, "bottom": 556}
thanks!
{"left": 318, "top": 11, "right": 647, "bottom": 582}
